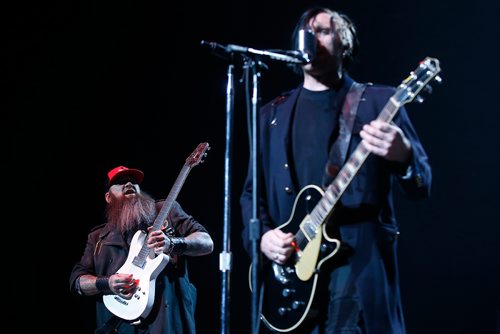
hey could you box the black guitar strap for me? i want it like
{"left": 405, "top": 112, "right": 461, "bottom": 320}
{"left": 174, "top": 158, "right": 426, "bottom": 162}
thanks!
{"left": 322, "top": 82, "right": 367, "bottom": 189}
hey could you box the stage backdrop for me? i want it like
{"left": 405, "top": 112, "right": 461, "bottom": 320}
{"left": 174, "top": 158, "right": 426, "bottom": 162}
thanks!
{"left": 7, "top": 0, "right": 499, "bottom": 333}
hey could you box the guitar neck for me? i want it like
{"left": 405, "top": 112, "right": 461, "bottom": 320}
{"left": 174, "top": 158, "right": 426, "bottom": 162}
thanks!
{"left": 304, "top": 97, "right": 401, "bottom": 234}
{"left": 126, "top": 141, "right": 209, "bottom": 269}
{"left": 132, "top": 164, "right": 192, "bottom": 265}
{"left": 152, "top": 164, "right": 192, "bottom": 231}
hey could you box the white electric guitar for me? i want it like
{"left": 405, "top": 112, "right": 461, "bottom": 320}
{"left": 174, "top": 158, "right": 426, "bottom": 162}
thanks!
{"left": 103, "top": 142, "right": 210, "bottom": 322}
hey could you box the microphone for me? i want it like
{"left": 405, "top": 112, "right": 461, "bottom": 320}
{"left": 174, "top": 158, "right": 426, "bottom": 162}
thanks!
{"left": 201, "top": 34, "right": 316, "bottom": 65}
{"left": 226, "top": 44, "right": 306, "bottom": 64}
{"left": 200, "top": 40, "right": 229, "bottom": 53}
{"left": 200, "top": 40, "right": 233, "bottom": 61}
{"left": 294, "top": 29, "right": 317, "bottom": 64}
{"left": 265, "top": 28, "right": 317, "bottom": 64}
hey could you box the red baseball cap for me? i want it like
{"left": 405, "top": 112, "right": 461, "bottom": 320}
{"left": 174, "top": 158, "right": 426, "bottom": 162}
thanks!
{"left": 107, "top": 166, "right": 144, "bottom": 186}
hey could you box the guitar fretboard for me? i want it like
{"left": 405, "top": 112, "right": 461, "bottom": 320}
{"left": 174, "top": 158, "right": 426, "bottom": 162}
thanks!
{"left": 128, "top": 142, "right": 208, "bottom": 268}
{"left": 132, "top": 164, "right": 192, "bottom": 268}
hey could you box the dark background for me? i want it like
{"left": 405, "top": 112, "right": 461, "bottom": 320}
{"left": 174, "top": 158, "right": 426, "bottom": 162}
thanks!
{"left": 7, "top": 0, "right": 500, "bottom": 333}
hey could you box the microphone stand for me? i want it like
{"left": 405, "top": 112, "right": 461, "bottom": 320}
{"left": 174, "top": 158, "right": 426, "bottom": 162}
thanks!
{"left": 224, "top": 53, "right": 265, "bottom": 334}
{"left": 220, "top": 63, "right": 235, "bottom": 334}
{"left": 233, "top": 46, "right": 302, "bottom": 334}
{"left": 247, "top": 56, "right": 262, "bottom": 334}
{"left": 201, "top": 40, "right": 305, "bottom": 334}
{"left": 218, "top": 52, "right": 266, "bottom": 334}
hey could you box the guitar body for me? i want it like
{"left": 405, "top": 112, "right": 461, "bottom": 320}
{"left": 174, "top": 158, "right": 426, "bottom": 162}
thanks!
{"left": 103, "top": 230, "right": 170, "bottom": 321}
{"left": 256, "top": 185, "right": 341, "bottom": 332}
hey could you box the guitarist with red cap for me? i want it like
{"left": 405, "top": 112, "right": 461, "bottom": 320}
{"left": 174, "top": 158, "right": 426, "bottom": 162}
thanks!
{"left": 70, "top": 159, "right": 213, "bottom": 334}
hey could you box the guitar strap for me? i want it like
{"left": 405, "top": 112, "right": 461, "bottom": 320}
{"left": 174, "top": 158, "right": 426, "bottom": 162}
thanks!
{"left": 322, "top": 82, "right": 367, "bottom": 189}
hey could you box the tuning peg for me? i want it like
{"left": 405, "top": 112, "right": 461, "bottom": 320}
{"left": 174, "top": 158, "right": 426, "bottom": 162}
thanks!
{"left": 434, "top": 75, "right": 442, "bottom": 84}
{"left": 415, "top": 95, "right": 424, "bottom": 104}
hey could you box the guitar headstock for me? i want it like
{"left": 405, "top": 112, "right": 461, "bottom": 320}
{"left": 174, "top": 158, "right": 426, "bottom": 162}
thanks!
{"left": 186, "top": 142, "right": 210, "bottom": 167}
{"left": 395, "top": 57, "right": 442, "bottom": 106}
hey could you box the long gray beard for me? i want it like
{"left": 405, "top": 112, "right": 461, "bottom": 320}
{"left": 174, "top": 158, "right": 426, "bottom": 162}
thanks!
{"left": 106, "top": 192, "right": 156, "bottom": 234}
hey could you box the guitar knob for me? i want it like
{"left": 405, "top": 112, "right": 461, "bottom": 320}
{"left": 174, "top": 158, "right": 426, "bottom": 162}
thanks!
{"left": 282, "top": 288, "right": 295, "bottom": 297}
{"left": 278, "top": 307, "right": 291, "bottom": 316}
{"left": 292, "top": 301, "right": 305, "bottom": 309}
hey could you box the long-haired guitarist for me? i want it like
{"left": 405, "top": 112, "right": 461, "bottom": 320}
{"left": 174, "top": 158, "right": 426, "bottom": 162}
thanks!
{"left": 240, "top": 6, "right": 433, "bottom": 334}
{"left": 70, "top": 165, "right": 214, "bottom": 333}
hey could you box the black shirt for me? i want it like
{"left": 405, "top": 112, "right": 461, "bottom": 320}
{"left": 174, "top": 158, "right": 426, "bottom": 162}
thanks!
{"left": 292, "top": 87, "right": 340, "bottom": 189}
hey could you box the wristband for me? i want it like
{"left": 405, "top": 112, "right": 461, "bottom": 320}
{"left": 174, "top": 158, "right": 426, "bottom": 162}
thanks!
{"left": 95, "top": 276, "right": 112, "bottom": 294}
{"left": 166, "top": 236, "right": 187, "bottom": 255}
{"left": 171, "top": 237, "right": 187, "bottom": 254}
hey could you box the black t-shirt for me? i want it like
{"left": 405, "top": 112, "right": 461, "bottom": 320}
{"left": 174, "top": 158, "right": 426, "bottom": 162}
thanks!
{"left": 292, "top": 87, "right": 341, "bottom": 189}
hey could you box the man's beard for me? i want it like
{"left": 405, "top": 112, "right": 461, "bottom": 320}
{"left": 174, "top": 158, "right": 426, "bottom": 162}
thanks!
{"left": 106, "top": 191, "right": 156, "bottom": 234}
